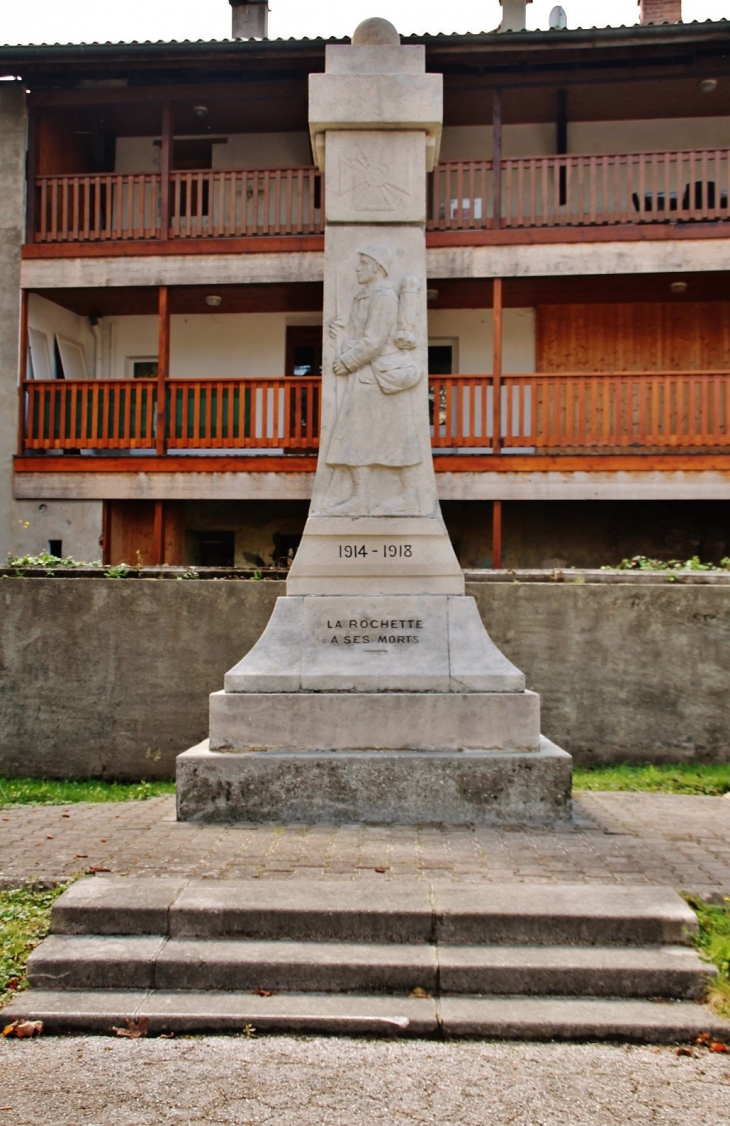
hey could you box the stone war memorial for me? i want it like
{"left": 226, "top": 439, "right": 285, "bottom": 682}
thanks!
{"left": 177, "top": 17, "right": 572, "bottom": 824}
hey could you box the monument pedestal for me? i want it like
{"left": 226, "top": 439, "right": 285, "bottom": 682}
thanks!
{"left": 177, "top": 738, "right": 572, "bottom": 825}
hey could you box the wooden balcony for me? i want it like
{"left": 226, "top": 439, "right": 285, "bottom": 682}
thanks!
{"left": 18, "top": 373, "right": 730, "bottom": 458}
{"left": 33, "top": 167, "right": 324, "bottom": 244}
{"left": 28, "top": 149, "right": 730, "bottom": 248}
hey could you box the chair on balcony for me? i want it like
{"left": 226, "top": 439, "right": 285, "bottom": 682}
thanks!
{"left": 632, "top": 180, "right": 729, "bottom": 217}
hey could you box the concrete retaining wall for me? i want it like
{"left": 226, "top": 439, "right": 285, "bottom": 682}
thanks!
{"left": 0, "top": 578, "right": 727, "bottom": 778}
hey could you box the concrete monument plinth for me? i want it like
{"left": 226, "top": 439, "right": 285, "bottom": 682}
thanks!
{"left": 176, "top": 17, "right": 572, "bottom": 824}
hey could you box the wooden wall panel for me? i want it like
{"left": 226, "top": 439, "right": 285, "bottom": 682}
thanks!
{"left": 37, "top": 111, "right": 95, "bottom": 176}
{"left": 107, "top": 501, "right": 184, "bottom": 566}
{"left": 537, "top": 303, "right": 730, "bottom": 372}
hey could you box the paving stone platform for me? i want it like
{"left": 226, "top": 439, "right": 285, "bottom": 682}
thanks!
{"left": 1, "top": 792, "right": 729, "bottom": 897}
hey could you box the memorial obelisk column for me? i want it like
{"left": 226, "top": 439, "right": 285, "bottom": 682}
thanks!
{"left": 287, "top": 16, "right": 463, "bottom": 595}
{"left": 177, "top": 18, "right": 572, "bottom": 825}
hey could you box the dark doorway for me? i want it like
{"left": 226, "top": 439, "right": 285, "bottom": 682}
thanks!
{"left": 273, "top": 532, "right": 302, "bottom": 568}
{"left": 192, "top": 531, "right": 235, "bottom": 567}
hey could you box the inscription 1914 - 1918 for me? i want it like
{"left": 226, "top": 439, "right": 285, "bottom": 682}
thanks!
{"left": 326, "top": 617, "right": 424, "bottom": 646}
{"left": 338, "top": 544, "right": 413, "bottom": 559}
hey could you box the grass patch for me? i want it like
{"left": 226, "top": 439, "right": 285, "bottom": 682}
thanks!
{"left": 573, "top": 763, "right": 730, "bottom": 796}
{"left": 0, "top": 776, "right": 175, "bottom": 809}
{"left": 0, "top": 884, "right": 71, "bottom": 1008}
{"left": 683, "top": 896, "right": 730, "bottom": 1018}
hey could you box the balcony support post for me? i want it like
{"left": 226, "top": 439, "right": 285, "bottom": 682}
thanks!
{"left": 156, "top": 284, "right": 170, "bottom": 457}
{"left": 492, "top": 499, "right": 503, "bottom": 570}
{"left": 102, "top": 501, "right": 111, "bottom": 566}
{"left": 492, "top": 276, "right": 503, "bottom": 455}
{"left": 492, "top": 89, "right": 502, "bottom": 229}
{"left": 152, "top": 500, "right": 165, "bottom": 566}
{"left": 160, "top": 99, "right": 172, "bottom": 240}
{"left": 17, "top": 289, "right": 29, "bottom": 456}
{"left": 25, "top": 106, "right": 38, "bottom": 244}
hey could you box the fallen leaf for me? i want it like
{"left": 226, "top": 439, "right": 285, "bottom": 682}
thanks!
{"left": 0, "top": 1108, "right": 12, "bottom": 1111}
{"left": 62, "top": 813, "right": 70, "bottom": 818}
{"left": 14, "top": 1020, "right": 43, "bottom": 1039}
{"left": 100, "top": 838, "right": 107, "bottom": 843}
{"left": 709, "top": 1041, "right": 729, "bottom": 1053}
{"left": 159, "top": 1032, "right": 175, "bottom": 1040}
{"left": 88, "top": 866, "right": 112, "bottom": 874}
{"left": 6, "top": 978, "right": 20, "bottom": 992}
{"left": 2, "top": 1023, "right": 18, "bottom": 1037}
{"left": 374, "top": 867, "right": 388, "bottom": 874}
{"left": 696, "top": 1032, "right": 712, "bottom": 1045}
{"left": 675, "top": 1047, "right": 694, "bottom": 1057}
{"left": 409, "top": 987, "right": 431, "bottom": 999}
{"left": 76, "top": 853, "right": 88, "bottom": 859}
{"left": 254, "top": 989, "right": 273, "bottom": 997}
{"left": 46, "top": 835, "right": 54, "bottom": 840}
{"left": 112, "top": 1017, "right": 149, "bottom": 1039}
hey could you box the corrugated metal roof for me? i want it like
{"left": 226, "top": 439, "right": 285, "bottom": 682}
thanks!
{"left": 0, "top": 19, "right": 728, "bottom": 52}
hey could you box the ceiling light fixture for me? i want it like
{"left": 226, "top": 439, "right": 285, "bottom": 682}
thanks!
{"left": 669, "top": 280, "right": 688, "bottom": 295}
{"left": 206, "top": 295, "right": 223, "bottom": 307}
{"left": 699, "top": 79, "right": 718, "bottom": 94}
{"left": 193, "top": 104, "right": 209, "bottom": 119}
{"left": 426, "top": 289, "right": 439, "bottom": 301}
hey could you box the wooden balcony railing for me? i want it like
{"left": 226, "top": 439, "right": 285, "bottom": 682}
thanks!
{"left": 36, "top": 173, "right": 161, "bottom": 242}
{"left": 19, "top": 374, "right": 730, "bottom": 456}
{"left": 32, "top": 149, "right": 730, "bottom": 244}
{"left": 430, "top": 372, "right": 730, "bottom": 449}
{"left": 427, "top": 160, "right": 494, "bottom": 231}
{"left": 33, "top": 167, "right": 324, "bottom": 243}
{"left": 169, "top": 167, "right": 323, "bottom": 239}
{"left": 501, "top": 149, "right": 730, "bottom": 228}
{"left": 20, "top": 377, "right": 321, "bottom": 451}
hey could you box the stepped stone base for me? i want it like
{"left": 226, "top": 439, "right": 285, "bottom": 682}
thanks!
{"left": 4, "top": 879, "right": 728, "bottom": 1042}
{"left": 176, "top": 736, "right": 572, "bottom": 824}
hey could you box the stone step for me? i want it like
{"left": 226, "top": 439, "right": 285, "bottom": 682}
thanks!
{"left": 51, "top": 878, "right": 698, "bottom": 947}
{"left": 27, "top": 936, "right": 713, "bottom": 999}
{"left": 3, "top": 990, "right": 729, "bottom": 1043}
{"left": 439, "top": 943, "right": 712, "bottom": 999}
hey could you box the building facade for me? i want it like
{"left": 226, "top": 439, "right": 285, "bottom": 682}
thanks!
{"left": 1, "top": 0, "right": 729, "bottom": 569}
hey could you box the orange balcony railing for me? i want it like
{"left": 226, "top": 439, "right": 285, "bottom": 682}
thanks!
{"left": 20, "top": 377, "right": 322, "bottom": 452}
{"left": 500, "top": 149, "right": 730, "bottom": 228}
{"left": 31, "top": 149, "right": 730, "bottom": 244}
{"left": 19, "top": 373, "right": 730, "bottom": 456}
{"left": 33, "top": 166, "right": 324, "bottom": 243}
{"left": 430, "top": 372, "right": 730, "bottom": 449}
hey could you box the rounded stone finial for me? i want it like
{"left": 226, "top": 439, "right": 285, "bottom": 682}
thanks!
{"left": 351, "top": 17, "right": 401, "bottom": 45}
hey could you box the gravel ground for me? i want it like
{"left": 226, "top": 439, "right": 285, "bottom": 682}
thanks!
{"left": 1, "top": 1037, "right": 729, "bottom": 1125}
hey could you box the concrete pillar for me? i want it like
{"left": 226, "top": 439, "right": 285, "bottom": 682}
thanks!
{"left": 0, "top": 85, "right": 103, "bottom": 564}
{"left": 638, "top": 0, "right": 681, "bottom": 23}
{"left": 229, "top": 0, "right": 269, "bottom": 39}
{"left": 0, "top": 84, "right": 27, "bottom": 562}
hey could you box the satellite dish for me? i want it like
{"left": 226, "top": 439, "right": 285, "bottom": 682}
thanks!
{"left": 549, "top": 5, "right": 567, "bottom": 29}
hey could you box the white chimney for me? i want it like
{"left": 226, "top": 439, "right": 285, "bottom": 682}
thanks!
{"left": 229, "top": 0, "right": 269, "bottom": 40}
{"left": 498, "top": 0, "right": 533, "bottom": 32}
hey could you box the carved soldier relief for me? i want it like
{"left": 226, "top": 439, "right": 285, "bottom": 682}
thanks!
{"left": 315, "top": 244, "right": 432, "bottom": 517}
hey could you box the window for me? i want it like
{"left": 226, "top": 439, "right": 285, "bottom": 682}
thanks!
{"left": 48, "top": 540, "right": 63, "bottom": 557}
{"left": 285, "top": 326, "right": 323, "bottom": 377}
{"left": 428, "top": 343, "right": 455, "bottom": 375}
{"left": 428, "top": 339, "right": 457, "bottom": 430}
{"left": 128, "top": 358, "right": 158, "bottom": 380}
